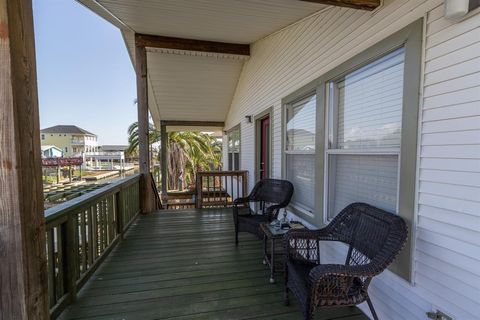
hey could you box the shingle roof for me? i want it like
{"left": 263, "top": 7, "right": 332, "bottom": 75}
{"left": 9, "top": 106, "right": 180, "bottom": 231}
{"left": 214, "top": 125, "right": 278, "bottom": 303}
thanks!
{"left": 41, "top": 125, "right": 96, "bottom": 136}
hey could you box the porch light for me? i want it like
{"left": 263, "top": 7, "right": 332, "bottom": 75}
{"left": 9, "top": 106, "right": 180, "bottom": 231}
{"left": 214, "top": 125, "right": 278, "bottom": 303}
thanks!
{"left": 245, "top": 115, "right": 252, "bottom": 123}
{"left": 444, "top": 0, "right": 470, "bottom": 20}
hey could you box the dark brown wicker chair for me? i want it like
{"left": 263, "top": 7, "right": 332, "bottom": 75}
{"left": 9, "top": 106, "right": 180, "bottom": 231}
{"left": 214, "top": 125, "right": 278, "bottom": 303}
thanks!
{"left": 284, "top": 203, "right": 408, "bottom": 320}
{"left": 232, "top": 179, "right": 294, "bottom": 245}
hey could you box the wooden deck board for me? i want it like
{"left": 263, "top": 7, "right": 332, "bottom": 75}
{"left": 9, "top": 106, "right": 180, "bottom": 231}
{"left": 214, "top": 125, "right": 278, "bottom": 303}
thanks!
{"left": 59, "top": 209, "right": 367, "bottom": 320}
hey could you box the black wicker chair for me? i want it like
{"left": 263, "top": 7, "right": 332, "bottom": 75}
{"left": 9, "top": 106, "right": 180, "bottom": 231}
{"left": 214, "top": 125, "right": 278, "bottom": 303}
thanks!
{"left": 232, "top": 179, "right": 294, "bottom": 245}
{"left": 284, "top": 203, "right": 408, "bottom": 320}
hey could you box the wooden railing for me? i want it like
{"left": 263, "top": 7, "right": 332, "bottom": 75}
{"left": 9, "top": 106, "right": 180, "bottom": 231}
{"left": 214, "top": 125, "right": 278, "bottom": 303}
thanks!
{"left": 44, "top": 174, "right": 141, "bottom": 318}
{"left": 196, "top": 171, "right": 248, "bottom": 208}
{"left": 166, "top": 190, "right": 196, "bottom": 209}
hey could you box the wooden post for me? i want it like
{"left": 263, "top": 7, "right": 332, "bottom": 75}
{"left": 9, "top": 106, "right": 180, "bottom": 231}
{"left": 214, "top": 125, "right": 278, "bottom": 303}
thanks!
{"left": 65, "top": 215, "right": 78, "bottom": 303}
{"left": 0, "top": 0, "right": 49, "bottom": 318}
{"left": 160, "top": 123, "right": 168, "bottom": 196}
{"left": 135, "top": 42, "right": 154, "bottom": 213}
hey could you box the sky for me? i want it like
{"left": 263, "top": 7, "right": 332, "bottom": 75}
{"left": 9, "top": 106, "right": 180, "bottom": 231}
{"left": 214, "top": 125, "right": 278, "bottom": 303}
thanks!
{"left": 33, "top": 0, "right": 137, "bottom": 145}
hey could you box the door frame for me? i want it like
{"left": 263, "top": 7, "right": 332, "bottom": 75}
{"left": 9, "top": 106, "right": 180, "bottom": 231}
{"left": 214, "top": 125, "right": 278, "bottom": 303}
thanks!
{"left": 254, "top": 107, "right": 273, "bottom": 182}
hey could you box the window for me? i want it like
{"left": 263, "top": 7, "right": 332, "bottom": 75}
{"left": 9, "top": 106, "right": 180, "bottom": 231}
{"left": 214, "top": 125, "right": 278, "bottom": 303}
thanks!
{"left": 320, "top": 20, "right": 422, "bottom": 281}
{"left": 285, "top": 94, "right": 316, "bottom": 213}
{"left": 41, "top": 134, "right": 45, "bottom": 140}
{"left": 227, "top": 126, "right": 240, "bottom": 171}
{"left": 325, "top": 48, "right": 405, "bottom": 220}
{"left": 281, "top": 20, "right": 422, "bottom": 280}
{"left": 65, "top": 147, "right": 68, "bottom": 152}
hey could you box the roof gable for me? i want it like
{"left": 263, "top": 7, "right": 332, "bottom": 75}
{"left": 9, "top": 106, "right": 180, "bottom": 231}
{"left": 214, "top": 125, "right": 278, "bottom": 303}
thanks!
{"left": 41, "top": 125, "right": 96, "bottom": 136}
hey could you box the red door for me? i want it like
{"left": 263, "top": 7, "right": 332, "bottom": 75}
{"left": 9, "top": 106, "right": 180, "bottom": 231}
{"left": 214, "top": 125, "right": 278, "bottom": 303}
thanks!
{"left": 260, "top": 116, "right": 270, "bottom": 180}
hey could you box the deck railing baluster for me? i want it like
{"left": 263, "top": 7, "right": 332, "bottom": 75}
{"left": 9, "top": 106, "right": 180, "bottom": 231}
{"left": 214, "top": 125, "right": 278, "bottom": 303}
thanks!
{"left": 45, "top": 174, "right": 141, "bottom": 318}
{"left": 193, "top": 171, "right": 247, "bottom": 209}
{"left": 80, "top": 210, "right": 87, "bottom": 273}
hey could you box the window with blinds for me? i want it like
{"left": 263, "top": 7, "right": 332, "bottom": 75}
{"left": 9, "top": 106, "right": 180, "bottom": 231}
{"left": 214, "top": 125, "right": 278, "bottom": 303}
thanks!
{"left": 285, "top": 94, "right": 316, "bottom": 213}
{"left": 326, "top": 48, "right": 405, "bottom": 220}
{"left": 227, "top": 126, "right": 240, "bottom": 171}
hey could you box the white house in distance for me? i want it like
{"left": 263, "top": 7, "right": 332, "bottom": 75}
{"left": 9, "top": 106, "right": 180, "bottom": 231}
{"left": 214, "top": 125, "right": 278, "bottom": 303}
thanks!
{"left": 80, "top": 0, "right": 479, "bottom": 319}
{"left": 40, "top": 145, "right": 63, "bottom": 158}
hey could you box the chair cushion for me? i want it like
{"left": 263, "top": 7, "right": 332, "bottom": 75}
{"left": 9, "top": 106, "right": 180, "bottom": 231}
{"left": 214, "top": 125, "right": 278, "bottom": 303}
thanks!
{"left": 237, "top": 214, "right": 270, "bottom": 238}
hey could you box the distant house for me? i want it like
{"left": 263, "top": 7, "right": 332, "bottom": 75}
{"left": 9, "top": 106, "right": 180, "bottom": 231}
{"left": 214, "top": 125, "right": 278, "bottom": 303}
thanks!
{"left": 41, "top": 145, "right": 63, "bottom": 158}
{"left": 41, "top": 125, "right": 98, "bottom": 156}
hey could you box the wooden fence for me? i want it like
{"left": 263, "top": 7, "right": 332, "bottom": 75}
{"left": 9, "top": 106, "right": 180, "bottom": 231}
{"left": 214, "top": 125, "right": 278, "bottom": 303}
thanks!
{"left": 44, "top": 174, "right": 141, "bottom": 318}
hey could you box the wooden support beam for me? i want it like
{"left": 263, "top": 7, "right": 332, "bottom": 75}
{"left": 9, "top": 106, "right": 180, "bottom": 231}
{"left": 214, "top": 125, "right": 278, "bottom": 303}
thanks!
{"left": 160, "top": 124, "right": 168, "bottom": 196}
{"left": 135, "top": 33, "right": 250, "bottom": 56}
{"left": 0, "top": 0, "right": 49, "bottom": 318}
{"left": 298, "top": 0, "right": 380, "bottom": 11}
{"left": 160, "top": 120, "right": 225, "bottom": 127}
{"left": 135, "top": 44, "right": 155, "bottom": 213}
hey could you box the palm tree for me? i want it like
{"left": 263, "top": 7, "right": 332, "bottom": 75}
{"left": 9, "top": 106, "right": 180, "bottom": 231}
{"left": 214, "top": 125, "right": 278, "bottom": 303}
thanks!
{"left": 126, "top": 122, "right": 160, "bottom": 156}
{"left": 127, "top": 122, "right": 222, "bottom": 191}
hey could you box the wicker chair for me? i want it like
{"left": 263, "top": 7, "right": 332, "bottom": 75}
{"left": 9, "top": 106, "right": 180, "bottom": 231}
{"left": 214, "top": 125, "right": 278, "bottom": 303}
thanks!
{"left": 284, "top": 203, "right": 408, "bottom": 320}
{"left": 232, "top": 179, "right": 294, "bottom": 245}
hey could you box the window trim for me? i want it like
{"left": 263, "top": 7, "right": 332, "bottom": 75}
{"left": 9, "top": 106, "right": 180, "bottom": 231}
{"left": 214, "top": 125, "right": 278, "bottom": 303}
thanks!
{"left": 281, "top": 19, "right": 423, "bottom": 282}
{"left": 323, "top": 47, "right": 406, "bottom": 224}
{"left": 226, "top": 124, "right": 241, "bottom": 171}
{"left": 282, "top": 83, "right": 324, "bottom": 225}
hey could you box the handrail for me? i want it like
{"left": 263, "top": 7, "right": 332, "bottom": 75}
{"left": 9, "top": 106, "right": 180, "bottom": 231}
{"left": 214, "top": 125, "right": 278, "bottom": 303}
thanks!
{"left": 45, "top": 174, "right": 140, "bottom": 223}
{"left": 45, "top": 174, "right": 141, "bottom": 318}
{"left": 150, "top": 172, "right": 162, "bottom": 210}
{"left": 196, "top": 170, "right": 248, "bottom": 208}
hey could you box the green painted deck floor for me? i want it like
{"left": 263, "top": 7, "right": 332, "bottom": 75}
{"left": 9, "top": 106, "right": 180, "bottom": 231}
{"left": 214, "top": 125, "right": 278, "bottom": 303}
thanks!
{"left": 60, "top": 209, "right": 367, "bottom": 320}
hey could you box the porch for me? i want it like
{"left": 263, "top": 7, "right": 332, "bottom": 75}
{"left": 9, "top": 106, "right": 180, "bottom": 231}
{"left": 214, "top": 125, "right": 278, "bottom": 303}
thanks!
{"left": 3, "top": 0, "right": 479, "bottom": 319}
{"left": 58, "top": 208, "right": 366, "bottom": 320}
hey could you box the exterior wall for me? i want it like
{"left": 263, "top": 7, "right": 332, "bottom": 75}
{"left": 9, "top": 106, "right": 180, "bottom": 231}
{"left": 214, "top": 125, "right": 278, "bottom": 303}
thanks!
{"left": 42, "top": 147, "right": 63, "bottom": 158}
{"left": 224, "top": 1, "right": 480, "bottom": 319}
{"left": 41, "top": 133, "right": 98, "bottom": 156}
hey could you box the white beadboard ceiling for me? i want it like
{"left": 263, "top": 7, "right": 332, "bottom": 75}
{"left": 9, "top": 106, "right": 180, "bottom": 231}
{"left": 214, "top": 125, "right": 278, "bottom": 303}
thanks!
{"left": 146, "top": 49, "right": 245, "bottom": 123}
{"left": 93, "top": 0, "right": 326, "bottom": 44}
{"left": 78, "top": 0, "right": 328, "bottom": 128}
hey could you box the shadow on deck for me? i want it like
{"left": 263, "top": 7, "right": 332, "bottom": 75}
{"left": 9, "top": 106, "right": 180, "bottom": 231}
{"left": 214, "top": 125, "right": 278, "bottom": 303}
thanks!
{"left": 59, "top": 209, "right": 367, "bottom": 320}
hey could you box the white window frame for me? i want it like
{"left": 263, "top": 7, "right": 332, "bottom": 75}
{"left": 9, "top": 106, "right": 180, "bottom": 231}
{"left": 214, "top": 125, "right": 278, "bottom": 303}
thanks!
{"left": 284, "top": 92, "right": 317, "bottom": 217}
{"left": 227, "top": 125, "right": 240, "bottom": 171}
{"left": 322, "top": 62, "right": 403, "bottom": 224}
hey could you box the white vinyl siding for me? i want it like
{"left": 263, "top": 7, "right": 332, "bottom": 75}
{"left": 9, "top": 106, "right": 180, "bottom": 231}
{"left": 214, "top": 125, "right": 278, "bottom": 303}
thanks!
{"left": 285, "top": 95, "right": 316, "bottom": 213}
{"left": 224, "top": 2, "right": 480, "bottom": 319}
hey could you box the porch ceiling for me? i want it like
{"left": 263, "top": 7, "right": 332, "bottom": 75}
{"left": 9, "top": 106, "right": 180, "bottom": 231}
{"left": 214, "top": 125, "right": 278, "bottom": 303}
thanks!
{"left": 146, "top": 49, "right": 246, "bottom": 126}
{"left": 78, "top": 0, "right": 329, "bottom": 129}
{"left": 82, "top": 0, "right": 327, "bottom": 44}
